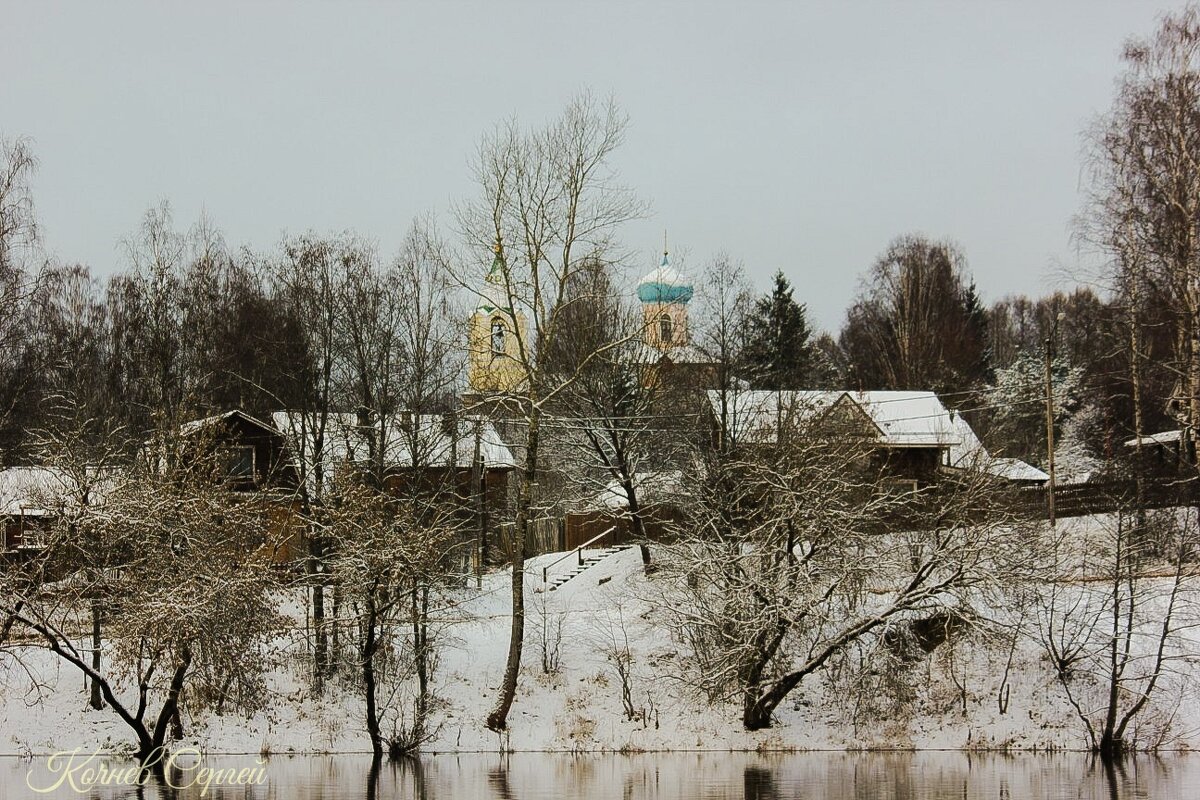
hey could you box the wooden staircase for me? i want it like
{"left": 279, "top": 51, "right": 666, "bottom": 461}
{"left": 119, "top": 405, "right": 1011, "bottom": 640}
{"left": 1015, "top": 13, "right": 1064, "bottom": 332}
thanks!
{"left": 545, "top": 545, "right": 633, "bottom": 592}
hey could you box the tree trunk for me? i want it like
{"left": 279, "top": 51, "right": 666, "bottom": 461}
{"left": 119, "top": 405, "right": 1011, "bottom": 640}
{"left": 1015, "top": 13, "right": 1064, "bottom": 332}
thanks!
{"left": 1099, "top": 518, "right": 1125, "bottom": 758}
{"left": 473, "top": 420, "right": 489, "bottom": 573}
{"left": 1128, "top": 275, "right": 1147, "bottom": 526}
{"left": 170, "top": 699, "right": 184, "bottom": 741}
{"left": 144, "top": 645, "right": 192, "bottom": 763}
{"left": 624, "top": 479, "right": 653, "bottom": 571}
{"left": 363, "top": 594, "right": 382, "bottom": 757}
{"left": 311, "top": 542, "right": 327, "bottom": 690}
{"left": 89, "top": 601, "right": 104, "bottom": 711}
{"left": 743, "top": 671, "right": 804, "bottom": 731}
{"left": 331, "top": 580, "right": 342, "bottom": 672}
{"left": 486, "top": 408, "right": 539, "bottom": 732}
{"left": 1098, "top": 730, "right": 1126, "bottom": 761}
{"left": 1188, "top": 274, "right": 1200, "bottom": 466}
{"left": 414, "top": 586, "right": 430, "bottom": 723}
{"left": 366, "top": 753, "right": 382, "bottom": 800}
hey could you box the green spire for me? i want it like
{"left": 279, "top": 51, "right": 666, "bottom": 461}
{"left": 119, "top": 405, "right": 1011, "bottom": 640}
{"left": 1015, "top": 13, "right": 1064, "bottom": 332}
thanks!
{"left": 478, "top": 239, "right": 511, "bottom": 313}
{"left": 487, "top": 239, "right": 504, "bottom": 283}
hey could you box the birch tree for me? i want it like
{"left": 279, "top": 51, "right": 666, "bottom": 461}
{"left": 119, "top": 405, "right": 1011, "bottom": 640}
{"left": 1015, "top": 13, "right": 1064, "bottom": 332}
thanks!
{"left": 1087, "top": 5, "right": 1200, "bottom": 458}
{"left": 459, "top": 92, "right": 644, "bottom": 731}
{"left": 0, "top": 136, "right": 45, "bottom": 457}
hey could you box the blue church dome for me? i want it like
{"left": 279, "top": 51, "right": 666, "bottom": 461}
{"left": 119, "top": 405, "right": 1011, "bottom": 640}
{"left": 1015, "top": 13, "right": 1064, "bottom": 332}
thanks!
{"left": 637, "top": 253, "right": 693, "bottom": 304}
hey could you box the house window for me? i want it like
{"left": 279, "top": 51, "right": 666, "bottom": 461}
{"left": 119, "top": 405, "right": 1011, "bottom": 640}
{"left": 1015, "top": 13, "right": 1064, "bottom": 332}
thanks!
{"left": 222, "top": 445, "right": 256, "bottom": 483}
{"left": 491, "top": 319, "right": 506, "bottom": 356}
{"left": 658, "top": 314, "right": 673, "bottom": 345}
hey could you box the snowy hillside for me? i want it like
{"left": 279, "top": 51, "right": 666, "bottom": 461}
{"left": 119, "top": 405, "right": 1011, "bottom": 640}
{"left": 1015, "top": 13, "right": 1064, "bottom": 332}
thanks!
{"left": 3, "top": 517, "right": 1198, "bottom": 756}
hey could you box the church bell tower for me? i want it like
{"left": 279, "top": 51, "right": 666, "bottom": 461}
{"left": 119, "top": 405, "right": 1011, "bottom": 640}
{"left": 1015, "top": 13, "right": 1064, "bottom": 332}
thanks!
{"left": 468, "top": 242, "right": 528, "bottom": 394}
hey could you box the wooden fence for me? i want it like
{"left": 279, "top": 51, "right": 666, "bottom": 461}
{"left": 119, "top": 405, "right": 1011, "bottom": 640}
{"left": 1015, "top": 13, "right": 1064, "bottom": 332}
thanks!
{"left": 495, "top": 516, "right": 564, "bottom": 559}
{"left": 1012, "top": 478, "right": 1199, "bottom": 520}
{"left": 563, "top": 505, "right": 685, "bottom": 550}
{"left": 496, "top": 479, "right": 1198, "bottom": 560}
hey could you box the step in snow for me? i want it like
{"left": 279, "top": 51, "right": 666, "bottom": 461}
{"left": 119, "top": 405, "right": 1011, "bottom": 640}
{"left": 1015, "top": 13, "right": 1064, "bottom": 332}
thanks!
{"left": 545, "top": 545, "right": 632, "bottom": 592}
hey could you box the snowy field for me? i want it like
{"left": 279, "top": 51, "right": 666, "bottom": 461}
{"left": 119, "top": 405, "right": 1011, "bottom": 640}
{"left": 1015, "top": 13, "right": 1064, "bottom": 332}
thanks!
{"left": 3, "top": 513, "right": 1199, "bottom": 756}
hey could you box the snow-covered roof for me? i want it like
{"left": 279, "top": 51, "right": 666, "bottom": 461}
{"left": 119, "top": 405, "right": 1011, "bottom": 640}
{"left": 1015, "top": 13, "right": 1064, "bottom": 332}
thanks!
{"left": 632, "top": 341, "right": 711, "bottom": 365}
{"left": 708, "top": 389, "right": 961, "bottom": 449}
{"left": 707, "top": 389, "right": 851, "bottom": 445}
{"left": 947, "top": 411, "right": 985, "bottom": 466}
{"left": 947, "top": 412, "right": 1048, "bottom": 483}
{"left": 637, "top": 253, "right": 693, "bottom": 304}
{"left": 271, "top": 411, "right": 515, "bottom": 491}
{"left": 179, "top": 409, "right": 284, "bottom": 437}
{"left": 0, "top": 467, "right": 71, "bottom": 517}
{"left": 987, "top": 458, "right": 1049, "bottom": 482}
{"left": 1124, "top": 429, "right": 1184, "bottom": 447}
{"left": 850, "top": 391, "right": 961, "bottom": 448}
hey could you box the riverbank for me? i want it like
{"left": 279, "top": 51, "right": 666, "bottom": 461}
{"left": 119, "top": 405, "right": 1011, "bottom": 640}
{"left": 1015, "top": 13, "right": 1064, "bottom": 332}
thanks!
{"left": 3, "top": 515, "right": 1197, "bottom": 757}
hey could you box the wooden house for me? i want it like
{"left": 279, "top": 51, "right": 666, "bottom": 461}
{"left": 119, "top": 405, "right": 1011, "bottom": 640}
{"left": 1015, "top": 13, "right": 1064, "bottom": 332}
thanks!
{"left": 271, "top": 411, "right": 515, "bottom": 550}
{"left": 175, "top": 410, "right": 300, "bottom": 493}
{"left": 0, "top": 467, "right": 60, "bottom": 555}
{"left": 708, "top": 389, "right": 972, "bottom": 489}
{"left": 170, "top": 410, "right": 304, "bottom": 562}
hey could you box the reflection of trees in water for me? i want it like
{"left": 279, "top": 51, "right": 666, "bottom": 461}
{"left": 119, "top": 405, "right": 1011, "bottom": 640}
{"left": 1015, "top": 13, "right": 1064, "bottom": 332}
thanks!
{"left": 743, "top": 765, "right": 777, "bottom": 800}
{"left": 366, "top": 755, "right": 380, "bottom": 800}
{"left": 1101, "top": 757, "right": 1123, "bottom": 800}
{"left": 487, "top": 761, "right": 514, "bottom": 800}
{"left": 9, "top": 752, "right": 1199, "bottom": 799}
{"left": 362, "top": 755, "right": 429, "bottom": 800}
{"left": 398, "top": 756, "right": 429, "bottom": 800}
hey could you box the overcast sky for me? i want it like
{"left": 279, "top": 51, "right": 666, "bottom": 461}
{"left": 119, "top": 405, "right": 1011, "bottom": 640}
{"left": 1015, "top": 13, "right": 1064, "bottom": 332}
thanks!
{"left": 2, "top": 1, "right": 1186, "bottom": 331}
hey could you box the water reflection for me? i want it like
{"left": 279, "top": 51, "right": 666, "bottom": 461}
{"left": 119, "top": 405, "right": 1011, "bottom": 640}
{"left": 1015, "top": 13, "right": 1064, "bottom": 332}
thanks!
{"left": 4, "top": 751, "right": 1198, "bottom": 799}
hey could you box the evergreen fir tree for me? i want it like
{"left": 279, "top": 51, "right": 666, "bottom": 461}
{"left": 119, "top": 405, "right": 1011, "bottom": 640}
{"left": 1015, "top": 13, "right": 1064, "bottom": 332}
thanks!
{"left": 743, "top": 271, "right": 813, "bottom": 389}
{"left": 962, "top": 281, "right": 993, "bottom": 385}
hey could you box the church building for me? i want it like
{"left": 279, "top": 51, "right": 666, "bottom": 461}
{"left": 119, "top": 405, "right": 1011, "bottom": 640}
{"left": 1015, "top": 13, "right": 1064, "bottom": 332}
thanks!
{"left": 638, "top": 250, "right": 694, "bottom": 351}
{"left": 467, "top": 244, "right": 711, "bottom": 397}
{"left": 467, "top": 242, "right": 528, "bottom": 395}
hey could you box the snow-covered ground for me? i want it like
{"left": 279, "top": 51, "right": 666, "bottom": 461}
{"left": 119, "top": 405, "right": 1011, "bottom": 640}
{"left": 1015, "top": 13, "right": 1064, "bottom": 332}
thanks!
{"left": 3, "top": 515, "right": 1199, "bottom": 755}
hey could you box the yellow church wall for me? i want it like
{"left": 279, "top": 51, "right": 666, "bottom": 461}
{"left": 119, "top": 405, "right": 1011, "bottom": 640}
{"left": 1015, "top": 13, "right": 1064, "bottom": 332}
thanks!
{"left": 468, "top": 310, "right": 528, "bottom": 394}
{"left": 643, "top": 302, "right": 690, "bottom": 350}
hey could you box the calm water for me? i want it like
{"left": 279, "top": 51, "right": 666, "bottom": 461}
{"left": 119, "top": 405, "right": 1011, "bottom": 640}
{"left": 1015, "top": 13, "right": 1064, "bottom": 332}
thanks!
{"left": 3, "top": 751, "right": 1198, "bottom": 799}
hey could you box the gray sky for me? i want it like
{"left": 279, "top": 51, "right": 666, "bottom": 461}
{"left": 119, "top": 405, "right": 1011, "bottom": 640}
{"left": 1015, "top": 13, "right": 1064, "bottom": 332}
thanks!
{"left": 2, "top": 1, "right": 1184, "bottom": 331}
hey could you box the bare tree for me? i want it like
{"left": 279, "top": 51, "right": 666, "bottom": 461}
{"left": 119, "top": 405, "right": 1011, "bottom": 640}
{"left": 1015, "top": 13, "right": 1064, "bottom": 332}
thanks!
{"left": 693, "top": 253, "right": 753, "bottom": 452}
{"left": 1085, "top": 6, "right": 1200, "bottom": 458}
{"left": 323, "top": 476, "right": 460, "bottom": 758}
{"left": 458, "top": 92, "right": 645, "bottom": 732}
{"left": 0, "top": 136, "right": 38, "bottom": 277}
{"left": 0, "top": 421, "right": 283, "bottom": 765}
{"left": 1032, "top": 509, "right": 1198, "bottom": 758}
{"left": 654, "top": 398, "right": 1026, "bottom": 730}
{"left": 547, "top": 265, "right": 686, "bottom": 555}
{"left": 0, "top": 136, "right": 46, "bottom": 456}
{"left": 839, "top": 235, "right": 990, "bottom": 396}
{"left": 271, "top": 233, "right": 352, "bottom": 687}
{"left": 320, "top": 218, "right": 466, "bottom": 757}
